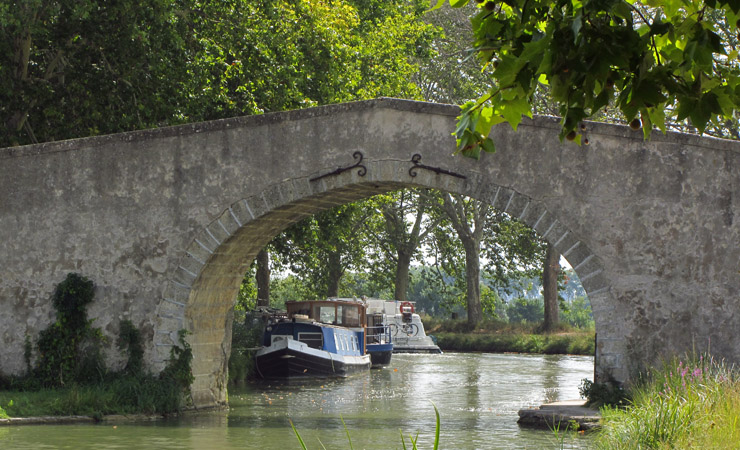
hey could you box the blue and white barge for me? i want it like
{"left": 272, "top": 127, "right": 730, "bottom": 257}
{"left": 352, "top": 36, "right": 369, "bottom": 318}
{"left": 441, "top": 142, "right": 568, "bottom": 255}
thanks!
{"left": 255, "top": 298, "right": 373, "bottom": 378}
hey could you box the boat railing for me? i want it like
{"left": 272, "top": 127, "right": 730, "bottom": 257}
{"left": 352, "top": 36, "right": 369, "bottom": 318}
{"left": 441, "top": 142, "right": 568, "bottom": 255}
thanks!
{"left": 366, "top": 324, "right": 392, "bottom": 346}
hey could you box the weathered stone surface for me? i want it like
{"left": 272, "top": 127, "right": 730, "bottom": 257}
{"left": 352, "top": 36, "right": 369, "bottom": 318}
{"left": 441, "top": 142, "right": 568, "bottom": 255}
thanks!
{"left": 1, "top": 98, "right": 738, "bottom": 408}
{"left": 517, "top": 400, "right": 601, "bottom": 431}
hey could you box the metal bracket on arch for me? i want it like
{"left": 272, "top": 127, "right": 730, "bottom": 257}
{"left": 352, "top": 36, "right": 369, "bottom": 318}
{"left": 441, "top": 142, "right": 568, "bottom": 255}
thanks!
{"left": 310, "top": 151, "right": 367, "bottom": 182}
{"left": 408, "top": 153, "right": 466, "bottom": 179}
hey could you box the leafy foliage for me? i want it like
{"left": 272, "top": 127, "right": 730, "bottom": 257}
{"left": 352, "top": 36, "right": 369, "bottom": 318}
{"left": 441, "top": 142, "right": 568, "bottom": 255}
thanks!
{"left": 1, "top": 273, "right": 194, "bottom": 416}
{"left": 422, "top": 191, "right": 546, "bottom": 323}
{"left": 431, "top": 0, "right": 740, "bottom": 157}
{"left": 0, "top": 0, "right": 191, "bottom": 146}
{"left": 34, "top": 273, "right": 104, "bottom": 387}
{"left": 362, "top": 189, "right": 437, "bottom": 302}
{"left": 159, "top": 329, "right": 195, "bottom": 408}
{"left": 273, "top": 203, "right": 372, "bottom": 299}
{"left": 579, "top": 377, "right": 629, "bottom": 408}
{"left": 1, "top": 0, "right": 436, "bottom": 147}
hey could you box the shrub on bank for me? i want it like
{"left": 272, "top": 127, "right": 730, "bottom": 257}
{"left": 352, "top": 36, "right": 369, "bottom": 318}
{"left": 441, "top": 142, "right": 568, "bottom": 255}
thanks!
{"left": 594, "top": 354, "right": 740, "bottom": 449}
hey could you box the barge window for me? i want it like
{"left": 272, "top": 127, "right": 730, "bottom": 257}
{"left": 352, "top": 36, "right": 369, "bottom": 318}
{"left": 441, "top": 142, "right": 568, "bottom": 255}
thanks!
{"left": 315, "top": 305, "right": 336, "bottom": 324}
{"left": 298, "top": 332, "right": 323, "bottom": 349}
{"left": 341, "top": 306, "right": 360, "bottom": 327}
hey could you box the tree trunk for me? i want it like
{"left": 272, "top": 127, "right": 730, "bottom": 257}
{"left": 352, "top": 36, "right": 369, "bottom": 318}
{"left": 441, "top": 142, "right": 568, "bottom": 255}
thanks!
{"left": 464, "top": 241, "right": 483, "bottom": 327}
{"left": 542, "top": 243, "right": 560, "bottom": 331}
{"left": 326, "top": 251, "right": 343, "bottom": 298}
{"left": 439, "top": 193, "right": 487, "bottom": 327}
{"left": 255, "top": 249, "right": 270, "bottom": 307}
{"left": 394, "top": 249, "right": 412, "bottom": 302}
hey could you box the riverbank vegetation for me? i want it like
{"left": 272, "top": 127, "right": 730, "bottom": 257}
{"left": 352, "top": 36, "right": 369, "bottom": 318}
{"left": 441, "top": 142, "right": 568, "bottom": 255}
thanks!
{"left": 0, "top": 273, "right": 194, "bottom": 418}
{"left": 592, "top": 354, "right": 740, "bottom": 449}
{"left": 427, "top": 318, "right": 594, "bottom": 355}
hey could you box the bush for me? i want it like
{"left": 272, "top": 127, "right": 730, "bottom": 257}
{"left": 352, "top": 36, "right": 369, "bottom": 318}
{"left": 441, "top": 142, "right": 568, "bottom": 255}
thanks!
{"left": 506, "top": 297, "right": 544, "bottom": 324}
{"left": 32, "top": 273, "right": 106, "bottom": 387}
{"left": 579, "top": 378, "right": 629, "bottom": 408}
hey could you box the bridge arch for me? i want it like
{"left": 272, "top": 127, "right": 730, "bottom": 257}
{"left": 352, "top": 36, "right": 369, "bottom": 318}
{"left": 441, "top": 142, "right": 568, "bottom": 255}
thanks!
{"left": 1, "top": 98, "right": 737, "bottom": 408}
{"left": 157, "top": 170, "right": 612, "bottom": 406}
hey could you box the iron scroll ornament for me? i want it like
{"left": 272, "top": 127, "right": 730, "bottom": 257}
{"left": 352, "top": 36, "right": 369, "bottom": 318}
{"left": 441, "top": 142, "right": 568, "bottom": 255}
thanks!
{"left": 310, "top": 151, "right": 367, "bottom": 182}
{"left": 408, "top": 153, "right": 466, "bottom": 179}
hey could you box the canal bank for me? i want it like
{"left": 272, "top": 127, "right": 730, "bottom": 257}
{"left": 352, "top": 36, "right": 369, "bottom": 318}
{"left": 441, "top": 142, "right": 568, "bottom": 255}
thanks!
{"left": 432, "top": 331, "right": 595, "bottom": 355}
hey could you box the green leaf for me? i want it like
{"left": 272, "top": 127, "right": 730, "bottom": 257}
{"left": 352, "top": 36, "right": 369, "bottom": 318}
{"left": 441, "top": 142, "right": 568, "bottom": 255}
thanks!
{"left": 432, "top": 402, "right": 440, "bottom": 450}
{"left": 571, "top": 10, "right": 583, "bottom": 42}
{"left": 690, "top": 92, "right": 723, "bottom": 133}
{"left": 500, "top": 95, "right": 531, "bottom": 130}
{"left": 723, "top": 0, "right": 740, "bottom": 14}
{"left": 428, "top": 0, "right": 447, "bottom": 12}
{"left": 647, "top": 105, "right": 667, "bottom": 134}
{"left": 592, "top": 88, "right": 611, "bottom": 113}
{"left": 290, "top": 419, "right": 308, "bottom": 450}
{"left": 649, "top": 18, "right": 671, "bottom": 37}
{"left": 676, "top": 97, "right": 696, "bottom": 122}
{"left": 641, "top": 110, "right": 653, "bottom": 139}
{"left": 481, "top": 137, "right": 496, "bottom": 153}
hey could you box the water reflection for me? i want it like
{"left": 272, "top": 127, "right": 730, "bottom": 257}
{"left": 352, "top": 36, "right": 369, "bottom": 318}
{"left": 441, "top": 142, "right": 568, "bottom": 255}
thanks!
{"left": 0, "top": 353, "right": 593, "bottom": 450}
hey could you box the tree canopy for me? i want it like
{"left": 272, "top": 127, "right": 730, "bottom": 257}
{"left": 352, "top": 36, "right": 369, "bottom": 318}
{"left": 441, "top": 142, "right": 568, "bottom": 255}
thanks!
{"left": 0, "top": 0, "right": 436, "bottom": 147}
{"left": 430, "top": 0, "right": 740, "bottom": 157}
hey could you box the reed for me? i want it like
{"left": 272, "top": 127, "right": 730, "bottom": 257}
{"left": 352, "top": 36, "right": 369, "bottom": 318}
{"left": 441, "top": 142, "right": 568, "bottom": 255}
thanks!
{"left": 594, "top": 354, "right": 740, "bottom": 449}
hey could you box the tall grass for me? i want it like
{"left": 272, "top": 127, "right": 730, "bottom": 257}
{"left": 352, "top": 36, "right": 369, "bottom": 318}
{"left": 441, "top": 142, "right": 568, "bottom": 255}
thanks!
{"left": 0, "top": 373, "right": 190, "bottom": 418}
{"left": 594, "top": 354, "right": 740, "bottom": 449}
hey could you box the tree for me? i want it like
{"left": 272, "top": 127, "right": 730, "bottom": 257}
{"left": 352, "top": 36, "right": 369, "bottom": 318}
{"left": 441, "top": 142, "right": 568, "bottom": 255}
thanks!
{"left": 425, "top": 190, "right": 547, "bottom": 325}
{"left": 431, "top": 0, "right": 740, "bottom": 158}
{"left": 541, "top": 243, "right": 561, "bottom": 331}
{"left": 1, "top": 0, "right": 437, "bottom": 147}
{"left": 0, "top": 0, "right": 190, "bottom": 147}
{"left": 438, "top": 192, "right": 489, "bottom": 326}
{"left": 255, "top": 249, "right": 270, "bottom": 307}
{"left": 415, "top": 1, "right": 491, "bottom": 103}
{"left": 364, "top": 189, "right": 436, "bottom": 302}
{"left": 274, "top": 204, "right": 371, "bottom": 299}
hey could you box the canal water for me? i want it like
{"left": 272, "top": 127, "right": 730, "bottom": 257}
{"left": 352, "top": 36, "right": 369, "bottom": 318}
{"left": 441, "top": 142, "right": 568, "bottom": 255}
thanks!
{"left": 0, "top": 353, "right": 594, "bottom": 449}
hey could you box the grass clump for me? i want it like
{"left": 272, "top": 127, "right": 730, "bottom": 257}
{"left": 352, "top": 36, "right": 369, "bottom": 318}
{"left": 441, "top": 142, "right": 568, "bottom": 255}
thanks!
{"left": 594, "top": 354, "right": 740, "bottom": 449}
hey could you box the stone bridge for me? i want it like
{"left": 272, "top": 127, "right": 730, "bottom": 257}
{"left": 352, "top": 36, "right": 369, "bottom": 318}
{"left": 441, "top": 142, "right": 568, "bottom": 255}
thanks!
{"left": 1, "top": 98, "right": 738, "bottom": 407}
